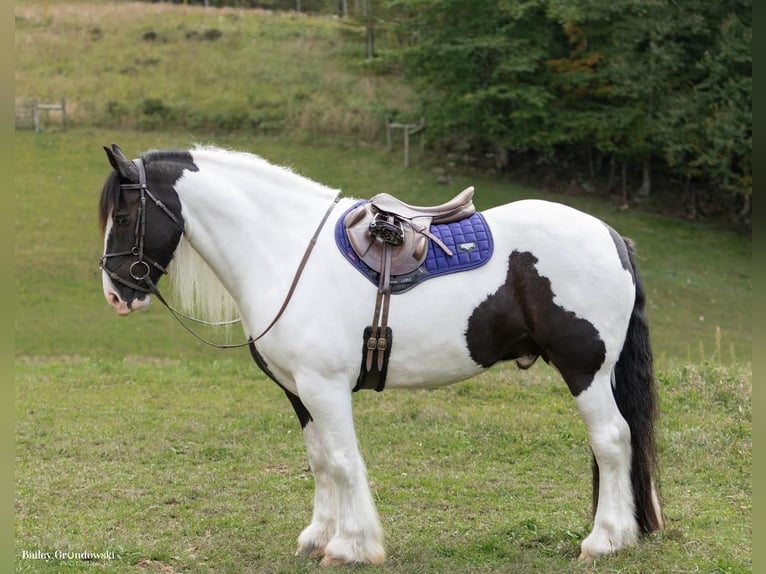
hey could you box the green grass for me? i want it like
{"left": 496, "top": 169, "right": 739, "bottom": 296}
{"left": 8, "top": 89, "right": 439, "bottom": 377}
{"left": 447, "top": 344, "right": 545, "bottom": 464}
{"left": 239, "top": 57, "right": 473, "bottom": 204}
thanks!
{"left": 14, "top": 126, "right": 752, "bottom": 573}
{"left": 15, "top": 357, "right": 751, "bottom": 573}
{"left": 15, "top": 1, "right": 414, "bottom": 138}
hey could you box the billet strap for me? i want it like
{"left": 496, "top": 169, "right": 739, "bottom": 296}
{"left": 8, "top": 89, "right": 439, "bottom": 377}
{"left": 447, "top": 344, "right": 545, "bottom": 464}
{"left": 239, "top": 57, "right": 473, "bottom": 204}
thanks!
{"left": 358, "top": 221, "right": 395, "bottom": 391}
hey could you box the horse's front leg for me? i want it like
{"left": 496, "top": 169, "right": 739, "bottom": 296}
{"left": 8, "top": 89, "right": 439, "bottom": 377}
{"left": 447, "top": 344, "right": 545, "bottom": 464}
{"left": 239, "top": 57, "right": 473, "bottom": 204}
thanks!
{"left": 295, "top": 419, "right": 337, "bottom": 558}
{"left": 295, "top": 375, "right": 385, "bottom": 566}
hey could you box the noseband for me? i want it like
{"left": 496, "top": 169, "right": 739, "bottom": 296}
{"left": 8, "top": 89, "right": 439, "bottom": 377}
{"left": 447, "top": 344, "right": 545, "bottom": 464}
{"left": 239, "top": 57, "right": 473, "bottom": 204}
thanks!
{"left": 100, "top": 156, "right": 340, "bottom": 348}
{"left": 99, "top": 158, "right": 184, "bottom": 294}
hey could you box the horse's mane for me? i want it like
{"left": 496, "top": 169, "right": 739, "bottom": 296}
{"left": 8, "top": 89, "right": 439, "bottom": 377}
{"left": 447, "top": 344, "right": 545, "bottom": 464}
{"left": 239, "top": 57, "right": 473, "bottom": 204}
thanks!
{"left": 167, "top": 235, "right": 240, "bottom": 325}
{"left": 101, "top": 145, "right": 337, "bottom": 324}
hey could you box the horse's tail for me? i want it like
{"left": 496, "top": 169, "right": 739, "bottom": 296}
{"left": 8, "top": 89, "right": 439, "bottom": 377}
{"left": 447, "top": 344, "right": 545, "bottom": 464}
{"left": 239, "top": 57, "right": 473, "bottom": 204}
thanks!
{"left": 597, "top": 238, "right": 663, "bottom": 533}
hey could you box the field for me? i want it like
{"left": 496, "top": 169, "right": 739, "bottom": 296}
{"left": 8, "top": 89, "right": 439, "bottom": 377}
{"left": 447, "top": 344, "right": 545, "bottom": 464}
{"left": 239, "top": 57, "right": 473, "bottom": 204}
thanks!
{"left": 15, "top": 357, "right": 752, "bottom": 574}
{"left": 15, "top": 128, "right": 752, "bottom": 573}
{"left": 15, "top": 1, "right": 751, "bottom": 572}
{"left": 14, "top": 1, "right": 413, "bottom": 138}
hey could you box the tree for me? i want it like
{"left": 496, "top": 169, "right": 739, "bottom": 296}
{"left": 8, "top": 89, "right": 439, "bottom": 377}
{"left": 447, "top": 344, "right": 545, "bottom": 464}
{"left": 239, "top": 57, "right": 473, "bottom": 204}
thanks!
{"left": 394, "top": 0, "right": 750, "bottom": 222}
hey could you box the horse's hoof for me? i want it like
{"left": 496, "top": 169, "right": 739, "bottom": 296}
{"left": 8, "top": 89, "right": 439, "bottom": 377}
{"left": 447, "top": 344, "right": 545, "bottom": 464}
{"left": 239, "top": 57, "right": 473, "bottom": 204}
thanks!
{"left": 319, "top": 551, "right": 385, "bottom": 567}
{"left": 319, "top": 554, "right": 347, "bottom": 567}
{"left": 295, "top": 544, "right": 325, "bottom": 559}
{"left": 577, "top": 552, "right": 594, "bottom": 564}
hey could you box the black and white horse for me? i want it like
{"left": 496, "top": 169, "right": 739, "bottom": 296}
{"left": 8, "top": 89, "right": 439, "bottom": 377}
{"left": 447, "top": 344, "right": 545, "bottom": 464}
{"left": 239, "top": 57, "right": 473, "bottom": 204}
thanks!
{"left": 98, "top": 144, "right": 662, "bottom": 565}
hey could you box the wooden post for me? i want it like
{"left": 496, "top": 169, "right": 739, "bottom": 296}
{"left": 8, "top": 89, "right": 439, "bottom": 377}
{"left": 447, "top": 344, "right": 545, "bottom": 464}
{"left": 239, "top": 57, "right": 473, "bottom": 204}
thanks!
{"left": 364, "top": 0, "right": 374, "bottom": 59}
{"left": 403, "top": 127, "right": 410, "bottom": 168}
{"left": 33, "top": 100, "right": 40, "bottom": 133}
{"left": 386, "top": 117, "right": 425, "bottom": 168}
{"left": 32, "top": 98, "right": 67, "bottom": 132}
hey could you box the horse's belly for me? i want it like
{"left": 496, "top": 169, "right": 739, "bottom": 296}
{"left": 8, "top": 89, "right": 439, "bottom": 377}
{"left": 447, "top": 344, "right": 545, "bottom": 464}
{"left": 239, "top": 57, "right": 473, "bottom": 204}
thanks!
{"left": 381, "top": 253, "right": 509, "bottom": 389}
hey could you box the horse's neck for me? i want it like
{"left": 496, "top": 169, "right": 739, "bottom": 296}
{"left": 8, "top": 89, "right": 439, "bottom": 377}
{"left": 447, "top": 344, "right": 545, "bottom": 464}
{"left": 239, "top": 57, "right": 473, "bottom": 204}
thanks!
{"left": 175, "top": 153, "right": 338, "bottom": 306}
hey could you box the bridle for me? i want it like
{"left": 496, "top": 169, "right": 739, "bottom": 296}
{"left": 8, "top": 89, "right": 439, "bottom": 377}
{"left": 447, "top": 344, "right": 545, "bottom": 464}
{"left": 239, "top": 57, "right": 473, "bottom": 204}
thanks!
{"left": 99, "top": 157, "right": 340, "bottom": 349}
{"left": 100, "top": 158, "right": 184, "bottom": 295}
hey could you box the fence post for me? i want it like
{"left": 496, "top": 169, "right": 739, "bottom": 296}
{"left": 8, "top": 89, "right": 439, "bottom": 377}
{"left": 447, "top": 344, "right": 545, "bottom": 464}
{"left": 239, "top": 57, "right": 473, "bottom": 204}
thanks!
{"left": 33, "top": 100, "right": 40, "bottom": 133}
{"left": 404, "top": 129, "right": 410, "bottom": 168}
{"left": 385, "top": 117, "right": 425, "bottom": 168}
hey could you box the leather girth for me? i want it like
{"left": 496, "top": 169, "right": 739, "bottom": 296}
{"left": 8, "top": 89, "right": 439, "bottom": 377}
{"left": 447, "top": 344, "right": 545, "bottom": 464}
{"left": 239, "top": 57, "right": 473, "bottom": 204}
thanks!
{"left": 354, "top": 214, "right": 396, "bottom": 392}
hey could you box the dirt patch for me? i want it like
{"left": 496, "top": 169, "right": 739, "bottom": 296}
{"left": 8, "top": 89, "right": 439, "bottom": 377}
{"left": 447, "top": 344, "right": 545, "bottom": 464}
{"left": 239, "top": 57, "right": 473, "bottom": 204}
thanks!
{"left": 136, "top": 559, "right": 179, "bottom": 573}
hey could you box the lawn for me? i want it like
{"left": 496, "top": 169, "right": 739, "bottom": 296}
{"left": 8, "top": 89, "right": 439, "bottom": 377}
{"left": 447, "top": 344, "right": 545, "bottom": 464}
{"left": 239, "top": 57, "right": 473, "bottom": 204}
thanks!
{"left": 15, "top": 356, "right": 751, "bottom": 574}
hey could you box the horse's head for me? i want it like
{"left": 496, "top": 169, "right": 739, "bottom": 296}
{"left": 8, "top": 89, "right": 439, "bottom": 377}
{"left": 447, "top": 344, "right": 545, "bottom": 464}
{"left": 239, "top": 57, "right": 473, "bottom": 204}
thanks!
{"left": 99, "top": 144, "right": 187, "bottom": 315}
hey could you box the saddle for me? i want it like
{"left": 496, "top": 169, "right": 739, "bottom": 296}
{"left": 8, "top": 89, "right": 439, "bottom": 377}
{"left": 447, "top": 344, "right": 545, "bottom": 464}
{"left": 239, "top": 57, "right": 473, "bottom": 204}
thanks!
{"left": 344, "top": 187, "right": 476, "bottom": 277}
{"left": 343, "top": 187, "right": 476, "bottom": 391}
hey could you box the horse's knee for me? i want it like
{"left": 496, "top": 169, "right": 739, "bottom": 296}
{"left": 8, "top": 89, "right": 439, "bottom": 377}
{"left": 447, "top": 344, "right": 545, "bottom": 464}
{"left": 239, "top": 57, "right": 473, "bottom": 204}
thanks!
{"left": 325, "top": 449, "right": 365, "bottom": 488}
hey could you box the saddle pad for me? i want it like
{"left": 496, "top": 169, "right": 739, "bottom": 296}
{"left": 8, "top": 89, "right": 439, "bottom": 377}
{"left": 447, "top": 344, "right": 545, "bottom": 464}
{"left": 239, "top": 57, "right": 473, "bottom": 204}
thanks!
{"left": 335, "top": 201, "right": 494, "bottom": 294}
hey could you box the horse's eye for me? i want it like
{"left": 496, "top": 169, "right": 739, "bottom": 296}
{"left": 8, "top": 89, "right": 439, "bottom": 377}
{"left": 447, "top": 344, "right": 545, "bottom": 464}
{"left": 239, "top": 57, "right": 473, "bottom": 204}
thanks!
{"left": 114, "top": 213, "right": 130, "bottom": 226}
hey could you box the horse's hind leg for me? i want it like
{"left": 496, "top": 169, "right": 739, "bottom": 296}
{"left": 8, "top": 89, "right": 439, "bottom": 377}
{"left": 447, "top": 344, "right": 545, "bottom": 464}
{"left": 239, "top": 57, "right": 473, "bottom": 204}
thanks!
{"left": 572, "top": 366, "right": 638, "bottom": 560}
{"left": 295, "top": 375, "right": 385, "bottom": 566}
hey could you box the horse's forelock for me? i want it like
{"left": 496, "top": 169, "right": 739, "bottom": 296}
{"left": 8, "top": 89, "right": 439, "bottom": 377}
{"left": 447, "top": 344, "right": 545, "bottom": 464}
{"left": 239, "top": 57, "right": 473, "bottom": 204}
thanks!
{"left": 98, "top": 170, "right": 120, "bottom": 236}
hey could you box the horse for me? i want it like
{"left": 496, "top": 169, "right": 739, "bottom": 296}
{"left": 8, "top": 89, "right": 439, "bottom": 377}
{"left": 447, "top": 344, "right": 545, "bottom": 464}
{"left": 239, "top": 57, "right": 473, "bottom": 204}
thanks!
{"left": 98, "top": 143, "right": 663, "bottom": 566}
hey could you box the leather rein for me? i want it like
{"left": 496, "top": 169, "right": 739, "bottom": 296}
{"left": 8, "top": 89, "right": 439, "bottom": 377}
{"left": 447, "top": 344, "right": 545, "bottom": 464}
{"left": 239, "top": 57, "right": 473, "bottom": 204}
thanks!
{"left": 99, "top": 158, "right": 340, "bottom": 349}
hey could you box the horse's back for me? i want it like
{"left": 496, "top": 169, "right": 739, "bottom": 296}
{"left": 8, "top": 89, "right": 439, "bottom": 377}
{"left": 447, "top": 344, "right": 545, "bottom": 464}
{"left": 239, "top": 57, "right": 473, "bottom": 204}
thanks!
{"left": 486, "top": 199, "right": 632, "bottom": 282}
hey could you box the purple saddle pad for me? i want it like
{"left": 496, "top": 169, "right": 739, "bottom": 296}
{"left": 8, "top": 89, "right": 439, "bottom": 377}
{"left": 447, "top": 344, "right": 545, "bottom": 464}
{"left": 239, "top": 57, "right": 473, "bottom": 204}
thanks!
{"left": 335, "top": 201, "right": 494, "bottom": 294}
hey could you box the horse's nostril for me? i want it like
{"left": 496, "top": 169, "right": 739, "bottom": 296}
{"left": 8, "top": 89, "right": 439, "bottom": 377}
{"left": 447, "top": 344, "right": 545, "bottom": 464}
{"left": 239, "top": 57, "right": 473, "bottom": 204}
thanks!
{"left": 109, "top": 291, "right": 121, "bottom": 306}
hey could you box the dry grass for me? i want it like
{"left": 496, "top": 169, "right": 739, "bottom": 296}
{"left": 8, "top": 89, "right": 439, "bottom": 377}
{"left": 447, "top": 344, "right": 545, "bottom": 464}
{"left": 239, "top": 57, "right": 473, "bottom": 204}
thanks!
{"left": 15, "top": 1, "right": 417, "bottom": 140}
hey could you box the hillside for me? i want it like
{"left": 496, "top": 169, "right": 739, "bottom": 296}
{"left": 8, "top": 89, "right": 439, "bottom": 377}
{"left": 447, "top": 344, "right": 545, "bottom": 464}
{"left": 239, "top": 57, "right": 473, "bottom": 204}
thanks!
{"left": 14, "top": 1, "right": 416, "bottom": 138}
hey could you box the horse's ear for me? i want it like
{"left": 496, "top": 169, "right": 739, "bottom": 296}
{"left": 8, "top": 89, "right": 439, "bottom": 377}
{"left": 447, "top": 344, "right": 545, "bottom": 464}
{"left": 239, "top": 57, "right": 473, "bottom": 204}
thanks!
{"left": 103, "top": 144, "right": 136, "bottom": 179}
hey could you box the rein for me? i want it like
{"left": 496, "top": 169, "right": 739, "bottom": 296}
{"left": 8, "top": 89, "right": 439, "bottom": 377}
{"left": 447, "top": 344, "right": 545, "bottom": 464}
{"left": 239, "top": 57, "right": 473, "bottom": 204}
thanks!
{"left": 100, "top": 157, "right": 340, "bottom": 349}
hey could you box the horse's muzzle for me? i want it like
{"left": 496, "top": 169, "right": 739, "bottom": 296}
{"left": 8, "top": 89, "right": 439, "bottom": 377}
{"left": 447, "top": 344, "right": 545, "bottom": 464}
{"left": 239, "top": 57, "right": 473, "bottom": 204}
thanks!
{"left": 102, "top": 271, "right": 151, "bottom": 315}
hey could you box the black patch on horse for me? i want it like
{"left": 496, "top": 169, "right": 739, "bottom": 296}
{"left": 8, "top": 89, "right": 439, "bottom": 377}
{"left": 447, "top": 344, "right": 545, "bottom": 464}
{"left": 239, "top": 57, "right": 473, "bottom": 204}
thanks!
{"left": 100, "top": 149, "right": 197, "bottom": 306}
{"left": 465, "top": 250, "right": 606, "bottom": 396}
{"left": 248, "top": 342, "right": 313, "bottom": 429}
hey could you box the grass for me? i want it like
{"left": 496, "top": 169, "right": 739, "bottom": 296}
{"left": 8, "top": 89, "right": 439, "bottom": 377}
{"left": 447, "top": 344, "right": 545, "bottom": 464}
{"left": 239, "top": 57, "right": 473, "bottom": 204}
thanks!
{"left": 15, "top": 1, "right": 414, "bottom": 138}
{"left": 15, "top": 357, "right": 751, "bottom": 573}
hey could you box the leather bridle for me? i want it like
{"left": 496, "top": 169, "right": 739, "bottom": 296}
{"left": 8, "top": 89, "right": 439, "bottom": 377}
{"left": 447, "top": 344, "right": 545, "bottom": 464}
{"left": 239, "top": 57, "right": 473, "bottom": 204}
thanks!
{"left": 99, "top": 157, "right": 340, "bottom": 349}
{"left": 99, "top": 158, "right": 184, "bottom": 295}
